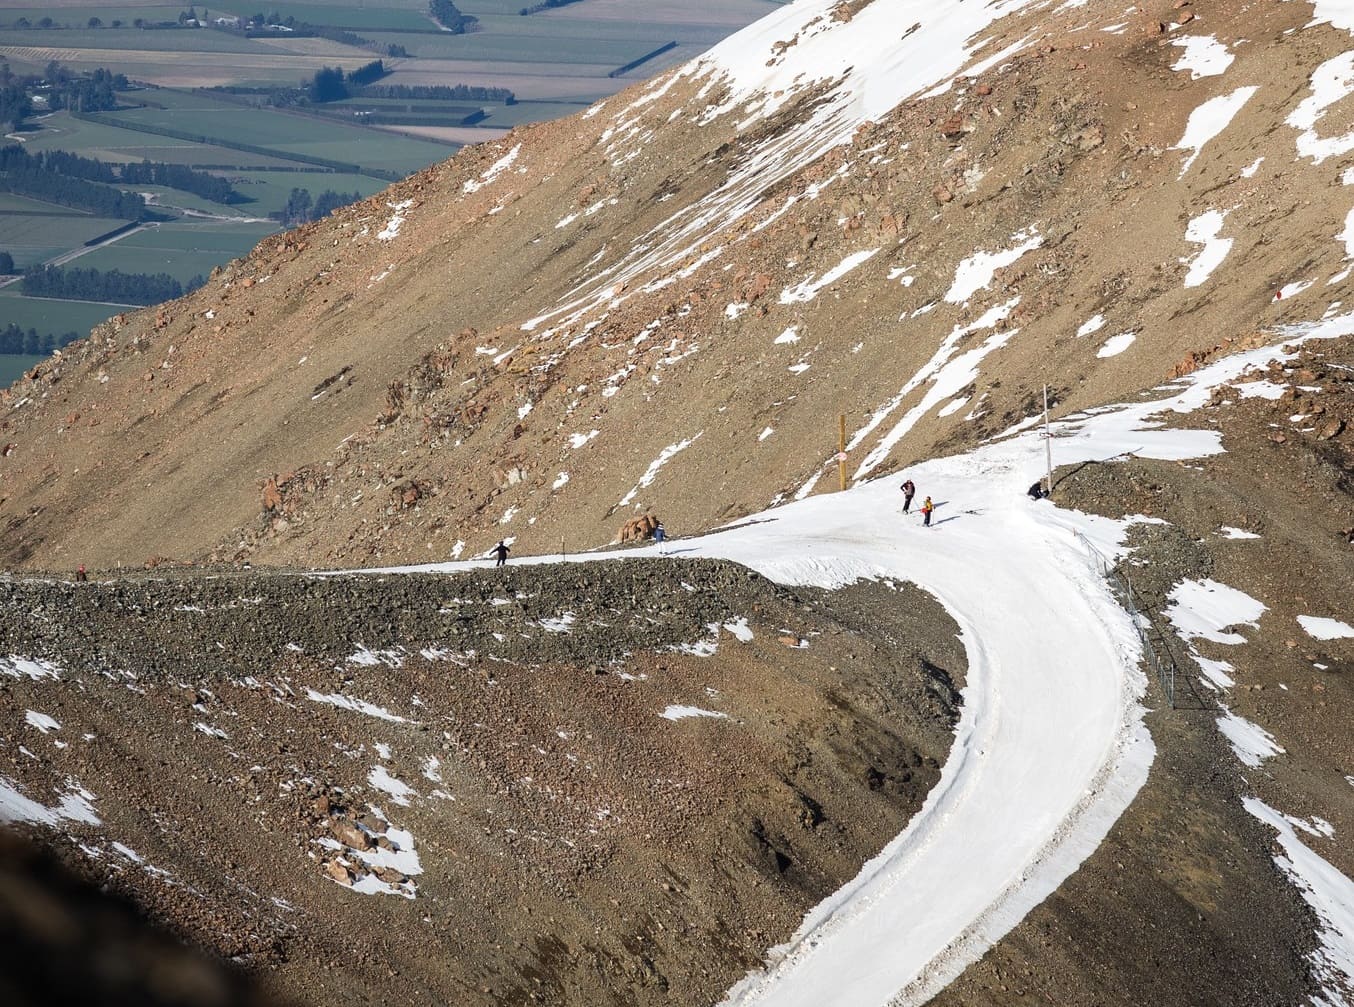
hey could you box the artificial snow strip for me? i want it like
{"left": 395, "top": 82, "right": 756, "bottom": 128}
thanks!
{"left": 362, "top": 311, "right": 1354, "bottom": 1006}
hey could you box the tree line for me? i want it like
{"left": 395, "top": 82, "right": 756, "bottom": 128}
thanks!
{"left": 0, "top": 60, "right": 131, "bottom": 132}
{"left": 0, "top": 323, "right": 82, "bottom": 356}
{"left": 273, "top": 187, "right": 364, "bottom": 226}
{"left": 22, "top": 264, "right": 205, "bottom": 305}
{"left": 518, "top": 0, "right": 585, "bottom": 14}
{"left": 120, "top": 160, "right": 242, "bottom": 204}
{"left": 428, "top": 0, "right": 476, "bottom": 33}
{"left": 43, "top": 65, "right": 128, "bottom": 113}
{"left": 308, "top": 60, "right": 391, "bottom": 102}
{"left": 0, "top": 146, "right": 147, "bottom": 219}
{"left": 1, "top": 145, "right": 243, "bottom": 211}
{"left": 359, "top": 82, "right": 515, "bottom": 103}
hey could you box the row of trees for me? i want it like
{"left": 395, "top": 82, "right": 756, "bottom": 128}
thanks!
{"left": 2, "top": 146, "right": 241, "bottom": 207}
{"left": 518, "top": 0, "right": 585, "bottom": 14}
{"left": 309, "top": 60, "right": 391, "bottom": 102}
{"left": 0, "top": 146, "right": 147, "bottom": 219}
{"left": 44, "top": 66, "right": 128, "bottom": 113}
{"left": 359, "top": 82, "right": 515, "bottom": 103}
{"left": 0, "top": 324, "right": 81, "bottom": 356}
{"left": 273, "top": 187, "right": 364, "bottom": 226}
{"left": 22, "top": 265, "right": 204, "bottom": 305}
{"left": 121, "top": 160, "right": 241, "bottom": 204}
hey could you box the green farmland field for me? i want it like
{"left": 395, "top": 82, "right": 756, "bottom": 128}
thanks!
{"left": 229, "top": 169, "right": 389, "bottom": 214}
{"left": 363, "top": 29, "right": 652, "bottom": 65}
{"left": 210, "top": 1, "right": 433, "bottom": 30}
{"left": 0, "top": 27, "right": 274, "bottom": 53}
{"left": 0, "top": 193, "right": 91, "bottom": 215}
{"left": 99, "top": 104, "right": 457, "bottom": 174}
{"left": 0, "top": 292, "right": 130, "bottom": 337}
{"left": 20, "top": 112, "right": 306, "bottom": 168}
{"left": 75, "top": 220, "right": 277, "bottom": 281}
{"left": 0, "top": 215, "right": 130, "bottom": 268}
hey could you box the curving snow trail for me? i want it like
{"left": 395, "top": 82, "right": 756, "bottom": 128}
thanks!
{"left": 697, "top": 472, "right": 1152, "bottom": 1006}
{"left": 371, "top": 317, "right": 1352, "bottom": 1006}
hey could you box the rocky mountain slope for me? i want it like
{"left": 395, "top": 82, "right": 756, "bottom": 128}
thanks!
{"left": 0, "top": 562, "right": 964, "bottom": 1005}
{"left": 2, "top": 0, "right": 1350, "bottom": 573}
{"left": 1, "top": 0, "right": 1352, "bottom": 1004}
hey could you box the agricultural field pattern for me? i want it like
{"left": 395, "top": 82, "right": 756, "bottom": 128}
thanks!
{"left": 0, "top": 0, "right": 775, "bottom": 369}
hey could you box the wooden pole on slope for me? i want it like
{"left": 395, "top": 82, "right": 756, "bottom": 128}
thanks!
{"left": 838, "top": 413, "right": 847, "bottom": 492}
{"left": 1043, "top": 384, "right": 1053, "bottom": 496}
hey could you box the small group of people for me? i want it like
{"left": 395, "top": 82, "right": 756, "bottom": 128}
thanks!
{"left": 899, "top": 478, "right": 935, "bottom": 527}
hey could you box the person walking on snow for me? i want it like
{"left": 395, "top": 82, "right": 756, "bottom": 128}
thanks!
{"left": 900, "top": 478, "right": 916, "bottom": 514}
{"left": 920, "top": 496, "right": 935, "bottom": 527}
{"left": 492, "top": 540, "right": 510, "bottom": 567}
{"left": 653, "top": 522, "right": 667, "bottom": 554}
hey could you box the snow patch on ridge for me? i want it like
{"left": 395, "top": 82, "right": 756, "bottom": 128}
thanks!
{"left": 1174, "top": 87, "right": 1257, "bottom": 176}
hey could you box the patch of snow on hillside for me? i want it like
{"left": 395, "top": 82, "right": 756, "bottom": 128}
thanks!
{"left": 25, "top": 711, "right": 59, "bottom": 733}
{"left": 760, "top": 427, "right": 775, "bottom": 441}
{"left": 1279, "top": 279, "right": 1315, "bottom": 299}
{"left": 1217, "top": 708, "right": 1285, "bottom": 767}
{"left": 369, "top": 766, "right": 415, "bottom": 806}
{"left": 723, "top": 617, "right": 754, "bottom": 642}
{"left": 1194, "top": 655, "right": 1236, "bottom": 691}
{"left": 306, "top": 690, "right": 412, "bottom": 724}
{"left": 1244, "top": 797, "right": 1354, "bottom": 1002}
{"left": 780, "top": 248, "right": 880, "bottom": 303}
{"left": 552, "top": 472, "right": 569, "bottom": 490}
{"left": 851, "top": 299, "right": 1019, "bottom": 478}
{"left": 726, "top": 301, "right": 749, "bottom": 319}
{"left": 1166, "top": 578, "right": 1267, "bottom": 645}
{"left": 1287, "top": 52, "right": 1354, "bottom": 164}
{"left": 0, "top": 777, "right": 100, "bottom": 826}
{"left": 661, "top": 705, "right": 729, "bottom": 722}
{"left": 1174, "top": 87, "right": 1257, "bottom": 176}
{"left": 1232, "top": 379, "right": 1286, "bottom": 399}
{"left": 1076, "top": 314, "right": 1105, "bottom": 338}
{"left": 775, "top": 327, "right": 801, "bottom": 344}
{"left": 1339, "top": 206, "right": 1354, "bottom": 258}
{"left": 618, "top": 433, "right": 702, "bottom": 507}
{"left": 1298, "top": 615, "right": 1354, "bottom": 640}
{"left": 347, "top": 646, "right": 403, "bottom": 668}
{"left": 463, "top": 144, "right": 520, "bottom": 193}
{"left": 568, "top": 430, "right": 599, "bottom": 449}
{"left": 1241, "top": 156, "right": 1264, "bottom": 177}
{"left": 1097, "top": 333, "right": 1136, "bottom": 358}
{"left": 1308, "top": 0, "right": 1354, "bottom": 33}
{"left": 377, "top": 199, "right": 414, "bottom": 241}
{"left": 1182, "top": 210, "right": 1233, "bottom": 287}
{"left": 1, "top": 656, "right": 60, "bottom": 681}
{"left": 193, "top": 722, "right": 228, "bottom": 740}
{"left": 524, "top": 0, "right": 1045, "bottom": 336}
{"left": 540, "top": 613, "right": 576, "bottom": 633}
{"left": 1219, "top": 526, "right": 1261, "bottom": 539}
{"left": 944, "top": 229, "right": 1041, "bottom": 303}
{"left": 938, "top": 396, "right": 969, "bottom": 418}
{"left": 1170, "top": 35, "right": 1233, "bottom": 78}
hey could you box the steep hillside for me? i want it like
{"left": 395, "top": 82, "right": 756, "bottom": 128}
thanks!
{"left": 0, "top": 562, "right": 964, "bottom": 1005}
{"left": 2, "top": 0, "right": 1351, "bottom": 572}
{"left": 1, "top": 0, "right": 1353, "bottom": 1004}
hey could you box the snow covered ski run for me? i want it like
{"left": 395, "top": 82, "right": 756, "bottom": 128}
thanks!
{"left": 374, "top": 313, "right": 1353, "bottom": 1006}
